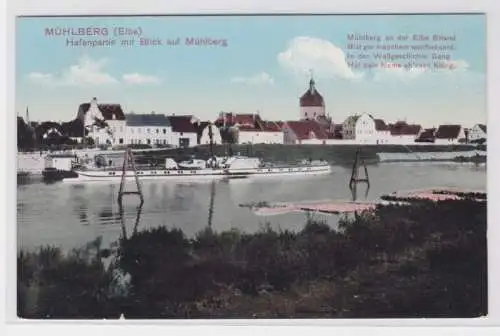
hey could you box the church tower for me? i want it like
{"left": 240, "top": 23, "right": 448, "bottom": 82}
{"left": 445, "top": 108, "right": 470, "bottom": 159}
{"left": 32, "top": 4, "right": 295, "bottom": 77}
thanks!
{"left": 299, "top": 74, "right": 326, "bottom": 120}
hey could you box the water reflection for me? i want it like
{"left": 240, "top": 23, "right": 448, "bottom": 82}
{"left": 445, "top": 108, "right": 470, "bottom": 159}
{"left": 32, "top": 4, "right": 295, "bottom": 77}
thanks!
{"left": 350, "top": 182, "right": 370, "bottom": 202}
{"left": 350, "top": 182, "right": 370, "bottom": 220}
{"left": 169, "top": 184, "right": 197, "bottom": 212}
{"left": 207, "top": 181, "right": 216, "bottom": 229}
{"left": 349, "top": 149, "right": 370, "bottom": 190}
{"left": 119, "top": 203, "right": 143, "bottom": 240}
{"left": 73, "top": 193, "right": 89, "bottom": 225}
{"left": 17, "top": 163, "right": 487, "bottom": 252}
{"left": 98, "top": 208, "right": 119, "bottom": 224}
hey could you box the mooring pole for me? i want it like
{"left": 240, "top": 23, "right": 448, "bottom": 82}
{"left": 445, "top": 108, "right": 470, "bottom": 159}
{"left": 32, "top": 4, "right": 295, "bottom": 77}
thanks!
{"left": 209, "top": 123, "right": 214, "bottom": 157}
{"left": 118, "top": 147, "right": 144, "bottom": 206}
{"left": 349, "top": 148, "right": 370, "bottom": 190}
{"left": 130, "top": 205, "right": 143, "bottom": 237}
{"left": 351, "top": 183, "right": 358, "bottom": 202}
{"left": 119, "top": 203, "right": 127, "bottom": 239}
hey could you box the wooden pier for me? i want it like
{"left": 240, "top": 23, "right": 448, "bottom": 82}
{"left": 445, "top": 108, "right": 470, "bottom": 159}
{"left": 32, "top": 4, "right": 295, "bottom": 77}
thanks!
{"left": 242, "top": 188, "right": 484, "bottom": 217}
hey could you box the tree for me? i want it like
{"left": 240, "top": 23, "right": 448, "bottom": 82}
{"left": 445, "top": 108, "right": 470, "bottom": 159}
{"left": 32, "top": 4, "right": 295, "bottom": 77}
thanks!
{"left": 17, "top": 117, "right": 36, "bottom": 150}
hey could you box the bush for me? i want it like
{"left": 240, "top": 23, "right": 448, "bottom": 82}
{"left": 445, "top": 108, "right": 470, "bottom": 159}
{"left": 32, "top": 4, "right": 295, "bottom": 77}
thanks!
{"left": 18, "top": 240, "right": 122, "bottom": 318}
{"left": 18, "top": 198, "right": 487, "bottom": 318}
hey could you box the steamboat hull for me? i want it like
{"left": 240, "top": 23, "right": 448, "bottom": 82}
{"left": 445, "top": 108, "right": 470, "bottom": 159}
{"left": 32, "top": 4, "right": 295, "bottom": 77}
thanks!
{"left": 228, "top": 164, "right": 332, "bottom": 178}
{"left": 62, "top": 169, "right": 227, "bottom": 183}
{"left": 61, "top": 164, "right": 332, "bottom": 183}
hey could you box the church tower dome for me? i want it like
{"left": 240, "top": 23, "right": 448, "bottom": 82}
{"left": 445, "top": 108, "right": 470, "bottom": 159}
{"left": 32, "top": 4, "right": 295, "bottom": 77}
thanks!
{"left": 300, "top": 77, "right": 325, "bottom": 107}
{"left": 299, "top": 73, "right": 326, "bottom": 120}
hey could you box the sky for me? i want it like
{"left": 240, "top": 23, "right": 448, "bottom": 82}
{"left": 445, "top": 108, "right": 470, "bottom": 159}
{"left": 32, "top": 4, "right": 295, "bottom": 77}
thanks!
{"left": 15, "top": 14, "right": 486, "bottom": 128}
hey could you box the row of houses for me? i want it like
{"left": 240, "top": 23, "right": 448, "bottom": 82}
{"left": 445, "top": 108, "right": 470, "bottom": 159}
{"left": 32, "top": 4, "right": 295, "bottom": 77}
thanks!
{"left": 212, "top": 111, "right": 486, "bottom": 145}
{"left": 17, "top": 98, "right": 221, "bottom": 149}
{"left": 18, "top": 96, "right": 487, "bottom": 149}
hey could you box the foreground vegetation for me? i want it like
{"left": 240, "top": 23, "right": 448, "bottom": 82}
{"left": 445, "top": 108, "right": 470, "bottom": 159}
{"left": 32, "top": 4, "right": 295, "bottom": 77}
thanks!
{"left": 18, "top": 196, "right": 487, "bottom": 318}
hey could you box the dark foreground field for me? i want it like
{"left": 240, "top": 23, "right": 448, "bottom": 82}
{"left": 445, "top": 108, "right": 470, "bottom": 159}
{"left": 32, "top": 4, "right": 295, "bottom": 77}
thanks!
{"left": 17, "top": 195, "right": 487, "bottom": 319}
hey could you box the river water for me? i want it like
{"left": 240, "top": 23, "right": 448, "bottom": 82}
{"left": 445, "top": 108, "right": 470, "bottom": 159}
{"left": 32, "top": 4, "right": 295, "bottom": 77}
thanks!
{"left": 17, "top": 162, "right": 486, "bottom": 252}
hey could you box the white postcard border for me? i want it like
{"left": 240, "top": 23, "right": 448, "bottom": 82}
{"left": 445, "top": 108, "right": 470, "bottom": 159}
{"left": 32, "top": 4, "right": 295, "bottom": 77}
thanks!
{"left": 2, "top": 0, "right": 499, "bottom": 335}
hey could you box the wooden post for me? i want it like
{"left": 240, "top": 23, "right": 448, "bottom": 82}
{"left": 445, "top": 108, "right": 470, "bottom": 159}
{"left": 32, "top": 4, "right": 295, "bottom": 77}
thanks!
{"left": 207, "top": 181, "right": 216, "bottom": 228}
{"left": 351, "top": 183, "right": 358, "bottom": 202}
{"left": 208, "top": 123, "right": 214, "bottom": 158}
{"left": 132, "top": 205, "right": 143, "bottom": 237}
{"left": 118, "top": 147, "right": 144, "bottom": 206}
{"left": 350, "top": 179, "right": 370, "bottom": 202}
{"left": 119, "top": 203, "right": 143, "bottom": 240}
{"left": 349, "top": 148, "right": 370, "bottom": 190}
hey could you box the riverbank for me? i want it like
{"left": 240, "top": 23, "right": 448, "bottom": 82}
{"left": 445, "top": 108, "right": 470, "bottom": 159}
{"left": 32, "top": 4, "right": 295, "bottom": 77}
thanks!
{"left": 18, "top": 143, "right": 486, "bottom": 177}
{"left": 17, "top": 194, "right": 487, "bottom": 318}
{"left": 132, "top": 143, "right": 485, "bottom": 165}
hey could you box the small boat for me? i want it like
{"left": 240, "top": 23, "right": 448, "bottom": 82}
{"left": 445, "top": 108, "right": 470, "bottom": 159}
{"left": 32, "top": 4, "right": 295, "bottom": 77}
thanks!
{"left": 178, "top": 157, "right": 208, "bottom": 170}
{"left": 41, "top": 154, "right": 80, "bottom": 182}
{"left": 43, "top": 153, "right": 332, "bottom": 183}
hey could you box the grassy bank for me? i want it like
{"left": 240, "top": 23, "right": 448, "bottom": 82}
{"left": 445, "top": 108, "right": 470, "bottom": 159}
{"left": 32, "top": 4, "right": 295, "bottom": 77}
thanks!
{"left": 136, "top": 144, "right": 484, "bottom": 165}
{"left": 18, "top": 196, "right": 487, "bottom": 318}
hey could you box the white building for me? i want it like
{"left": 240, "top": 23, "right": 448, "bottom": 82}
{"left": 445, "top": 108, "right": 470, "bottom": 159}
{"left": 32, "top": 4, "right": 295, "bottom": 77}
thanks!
{"left": 199, "top": 123, "right": 222, "bottom": 145}
{"left": 434, "top": 125, "right": 466, "bottom": 144}
{"left": 283, "top": 120, "right": 328, "bottom": 145}
{"left": 387, "top": 121, "right": 422, "bottom": 144}
{"left": 342, "top": 113, "right": 376, "bottom": 143}
{"left": 79, "top": 97, "right": 127, "bottom": 146}
{"left": 374, "top": 119, "right": 391, "bottom": 144}
{"left": 125, "top": 113, "right": 174, "bottom": 146}
{"left": 42, "top": 126, "right": 63, "bottom": 140}
{"left": 236, "top": 128, "right": 284, "bottom": 144}
{"left": 167, "top": 115, "right": 199, "bottom": 148}
{"left": 342, "top": 113, "right": 392, "bottom": 144}
{"left": 235, "top": 121, "right": 283, "bottom": 144}
{"left": 469, "top": 124, "right": 487, "bottom": 142}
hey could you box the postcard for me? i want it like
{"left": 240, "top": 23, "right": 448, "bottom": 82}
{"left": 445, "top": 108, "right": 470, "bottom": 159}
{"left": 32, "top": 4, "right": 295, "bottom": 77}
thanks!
{"left": 15, "top": 13, "right": 487, "bottom": 319}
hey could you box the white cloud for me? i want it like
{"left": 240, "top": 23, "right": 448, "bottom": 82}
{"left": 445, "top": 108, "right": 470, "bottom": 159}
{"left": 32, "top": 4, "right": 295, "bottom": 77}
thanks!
{"left": 374, "top": 59, "right": 470, "bottom": 82}
{"left": 28, "top": 56, "right": 119, "bottom": 86}
{"left": 230, "top": 72, "right": 274, "bottom": 85}
{"left": 27, "top": 56, "right": 163, "bottom": 87}
{"left": 122, "top": 73, "right": 162, "bottom": 85}
{"left": 278, "top": 36, "right": 363, "bottom": 80}
{"left": 440, "top": 59, "right": 470, "bottom": 72}
{"left": 28, "top": 72, "right": 54, "bottom": 84}
{"left": 373, "top": 63, "right": 428, "bottom": 82}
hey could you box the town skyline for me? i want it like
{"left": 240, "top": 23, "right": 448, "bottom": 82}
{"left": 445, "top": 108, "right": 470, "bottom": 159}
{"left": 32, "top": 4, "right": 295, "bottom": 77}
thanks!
{"left": 16, "top": 14, "right": 486, "bottom": 127}
{"left": 17, "top": 99, "right": 486, "bottom": 131}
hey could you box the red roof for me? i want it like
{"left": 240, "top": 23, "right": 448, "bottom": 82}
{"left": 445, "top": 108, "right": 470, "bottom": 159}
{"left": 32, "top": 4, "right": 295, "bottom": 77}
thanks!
{"left": 238, "top": 125, "right": 259, "bottom": 132}
{"left": 389, "top": 121, "right": 422, "bottom": 135}
{"left": 417, "top": 128, "right": 436, "bottom": 140}
{"left": 167, "top": 115, "right": 197, "bottom": 133}
{"left": 373, "top": 119, "right": 389, "bottom": 131}
{"left": 300, "top": 79, "right": 324, "bottom": 107}
{"left": 285, "top": 120, "right": 328, "bottom": 140}
{"left": 435, "top": 124, "right": 462, "bottom": 139}
{"left": 78, "top": 103, "right": 125, "bottom": 120}
{"left": 234, "top": 114, "right": 261, "bottom": 126}
{"left": 214, "top": 112, "right": 263, "bottom": 129}
{"left": 261, "top": 121, "right": 282, "bottom": 132}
